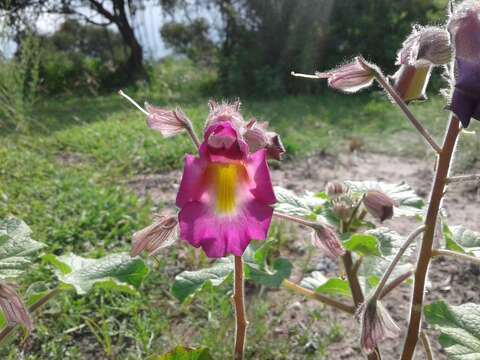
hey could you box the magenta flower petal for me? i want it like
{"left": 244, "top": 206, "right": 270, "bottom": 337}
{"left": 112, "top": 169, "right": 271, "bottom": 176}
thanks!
{"left": 178, "top": 198, "right": 273, "bottom": 258}
{"left": 176, "top": 155, "right": 207, "bottom": 208}
{"left": 246, "top": 149, "right": 276, "bottom": 205}
{"left": 200, "top": 121, "right": 249, "bottom": 163}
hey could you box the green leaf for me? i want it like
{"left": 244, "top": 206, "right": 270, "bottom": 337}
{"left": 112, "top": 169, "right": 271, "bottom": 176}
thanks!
{"left": 300, "top": 272, "right": 351, "bottom": 298}
{"left": 0, "top": 217, "right": 45, "bottom": 280}
{"left": 345, "top": 180, "right": 424, "bottom": 217}
{"left": 425, "top": 301, "right": 480, "bottom": 359}
{"left": 171, "top": 258, "right": 233, "bottom": 302}
{"left": 273, "top": 186, "right": 314, "bottom": 217}
{"left": 344, "top": 234, "right": 380, "bottom": 256}
{"left": 357, "top": 228, "right": 415, "bottom": 294}
{"left": 148, "top": 346, "right": 213, "bottom": 360}
{"left": 45, "top": 253, "right": 148, "bottom": 295}
{"left": 246, "top": 258, "right": 293, "bottom": 288}
{"left": 443, "top": 224, "right": 480, "bottom": 256}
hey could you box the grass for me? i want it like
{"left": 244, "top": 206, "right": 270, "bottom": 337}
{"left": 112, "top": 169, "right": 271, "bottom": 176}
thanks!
{"left": 1, "top": 59, "right": 479, "bottom": 359}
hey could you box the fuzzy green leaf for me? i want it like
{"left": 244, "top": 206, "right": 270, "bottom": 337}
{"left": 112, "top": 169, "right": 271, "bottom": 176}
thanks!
{"left": 0, "top": 217, "right": 45, "bottom": 280}
{"left": 171, "top": 258, "right": 233, "bottom": 302}
{"left": 300, "top": 271, "right": 351, "bottom": 298}
{"left": 45, "top": 253, "right": 148, "bottom": 295}
{"left": 344, "top": 234, "right": 380, "bottom": 256}
{"left": 273, "top": 186, "right": 314, "bottom": 217}
{"left": 345, "top": 180, "right": 424, "bottom": 217}
{"left": 246, "top": 258, "right": 293, "bottom": 288}
{"left": 425, "top": 301, "right": 480, "bottom": 359}
{"left": 443, "top": 224, "right": 480, "bottom": 257}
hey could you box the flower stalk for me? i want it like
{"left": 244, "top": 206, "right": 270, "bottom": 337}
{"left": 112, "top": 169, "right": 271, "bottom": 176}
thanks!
{"left": 233, "top": 256, "right": 247, "bottom": 360}
{"left": 356, "top": 57, "right": 442, "bottom": 154}
{"left": 282, "top": 279, "right": 355, "bottom": 314}
{"left": 401, "top": 115, "right": 461, "bottom": 360}
{"left": 431, "top": 248, "right": 480, "bottom": 265}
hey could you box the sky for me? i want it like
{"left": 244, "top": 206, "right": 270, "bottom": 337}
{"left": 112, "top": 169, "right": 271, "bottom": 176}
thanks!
{"left": 2, "top": 2, "right": 183, "bottom": 59}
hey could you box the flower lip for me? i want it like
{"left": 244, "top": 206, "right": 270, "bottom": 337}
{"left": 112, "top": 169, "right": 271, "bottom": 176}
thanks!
{"left": 201, "top": 121, "right": 249, "bottom": 163}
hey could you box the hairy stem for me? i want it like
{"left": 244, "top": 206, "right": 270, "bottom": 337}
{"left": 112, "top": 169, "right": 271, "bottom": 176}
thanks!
{"left": 401, "top": 115, "right": 460, "bottom": 360}
{"left": 273, "top": 212, "right": 320, "bottom": 229}
{"left": 432, "top": 249, "right": 480, "bottom": 265}
{"left": 420, "top": 331, "right": 434, "bottom": 360}
{"left": 233, "top": 256, "right": 247, "bottom": 360}
{"left": 282, "top": 279, "right": 355, "bottom": 314}
{"left": 371, "top": 226, "right": 425, "bottom": 300}
{"left": 446, "top": 174, "right": 480, "bottom": 183}
{"left": 379, "top": 271, "right": 414, "bottom": 300}
{"left": 0, "top": 288, "right": 61, "bottom": 345}
{"left": 357, "top": 57, "right": 442, "bottom": 153}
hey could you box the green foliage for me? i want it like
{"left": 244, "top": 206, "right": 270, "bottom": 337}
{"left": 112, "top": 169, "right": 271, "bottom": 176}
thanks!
{"left": 443, "top": 224, "right": 480, "bottom": 256}
{"left": 425, "top": 301, "right": 480, "bottom": 359}
{"left": 44, "top": 252, "right": 148, "bottom": 295}
{"left": 346, "top": 180, "right": 425, "bottom": 217}
{"left": 344, "top": 234, "right": 380, "bottom": 257}
{"left": 0, "top": 217, "right": 44, "bottom": 280}
{"left": 273, "top": 186, "right": 316, "bottom": 216}
{"left": 172, "top": 258, "right": 233, "bottom": 302}
{"left": 150, "top": 346, "right": 213, "bottom": 360}
{"left": 301, "top": 272, "right": 351, "bottom": 299}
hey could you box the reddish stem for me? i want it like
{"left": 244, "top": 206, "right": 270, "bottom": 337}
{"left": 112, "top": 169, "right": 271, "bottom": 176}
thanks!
{"left": 401, "top": 116, "right": 460, "bottom": 359}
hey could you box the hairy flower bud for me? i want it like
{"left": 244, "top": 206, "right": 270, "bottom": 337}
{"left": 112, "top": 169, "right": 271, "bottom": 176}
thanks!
{"left": 131, "top": 215, "right": 178, "bottom": 257}
{"left": 393, "top": 26, "right": 451, "bottom": 103}
{"left": 314, "top": 57, "right": 376, "bottom": 93}
{"left": 363, "top": 191, "right": 394, "bottom": 222}
{"left": 243, "top": 119, "right": 286, "bottom": 160}
{"left": 397, "top": 26, "right": 452, "bottom": 67}
{"left": 332, "top": 202, "right": 352, "bottom": 221}
{"left": 357, "top": 300, "right": 400, "bottom": 354}
{"left": 325, "top": 181, "right": 346, "bottom": 199}
{"left": 0, "top": 283, "right": 31, "bottom": 331}
{"left": 311, "top": 226, "right": 345, "bottom": 258}
{"left": 145, "top": 104, "right": 192, "bottom": 138}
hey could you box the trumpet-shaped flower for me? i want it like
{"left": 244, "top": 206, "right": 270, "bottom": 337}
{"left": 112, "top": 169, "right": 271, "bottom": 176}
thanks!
{"left": 176, "top": 105, "right": 276, "bottom": 258}
{"left": 448, "top": 1, "right": 480, "bottom": 127}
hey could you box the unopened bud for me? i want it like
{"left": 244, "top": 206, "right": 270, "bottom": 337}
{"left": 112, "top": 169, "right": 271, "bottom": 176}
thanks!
{"left": 332, "top": 202, "right": 352, "bottom": 221}
{"left": 391, "top": 65, "right": 432, "bottom": 103}
{"left": 314, "top": 57, "right": 376, "bottom": 93}
{"left": 325, "top": 181, "right": 346, "bottom": 199}
{"left": 357, "top": 300, "right": 400, "bottom": 354}
{"left": 145, "top": 104, "right": 192, "bottom": 138}
{"left": 363, "top": 191, "right": 394, "bottom": 222}
{"left": 131, "top": 215, "right": 178, "bottom": 257}
{"left": 0, "top": 283, "right": 31, "bottom": 331}
{"left": 397, "top": 26, "right": 452, "bottom": 67}
{"left": 243, "top": 119, "right": 286, "bottom": 160}
{"left": 311, "top": 226, "right": 345, "bottom": 258}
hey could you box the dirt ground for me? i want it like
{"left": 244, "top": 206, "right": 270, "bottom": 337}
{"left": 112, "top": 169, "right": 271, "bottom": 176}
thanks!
{"left": 129, "top": 151, "right": 480, "bottom": 360}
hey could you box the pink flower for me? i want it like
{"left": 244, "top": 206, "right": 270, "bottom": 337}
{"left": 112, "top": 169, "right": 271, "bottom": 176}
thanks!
{"left": 176, "top": 105, "right": 276, "bottom": 258}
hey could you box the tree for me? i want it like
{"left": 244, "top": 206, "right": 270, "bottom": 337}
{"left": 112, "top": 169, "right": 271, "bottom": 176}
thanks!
{"left": 1, "top": 0, "right": 147, "bottom": 79}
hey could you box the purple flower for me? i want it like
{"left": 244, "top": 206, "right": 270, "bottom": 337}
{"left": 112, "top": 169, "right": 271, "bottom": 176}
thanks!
{"left": 176, "top": 103, "right": 276, "bottom": 258}
{"left": 448, "top": 2, "right": 480, "bottom": 127}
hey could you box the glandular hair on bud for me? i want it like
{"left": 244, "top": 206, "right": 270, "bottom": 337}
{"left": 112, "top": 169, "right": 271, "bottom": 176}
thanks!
{"left": 325, "top": 181, "right": 346, "bottom": 198}
{"left": 311, "top": 226, "right": 345, "bottom": 258}
{"left": 363, "top": 191, "right": 394, "bottom": 222}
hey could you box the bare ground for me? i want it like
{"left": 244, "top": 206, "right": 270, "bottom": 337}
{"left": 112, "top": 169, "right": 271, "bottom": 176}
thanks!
{"left": 128, "top": 151, "right": 480, "bottom": 360}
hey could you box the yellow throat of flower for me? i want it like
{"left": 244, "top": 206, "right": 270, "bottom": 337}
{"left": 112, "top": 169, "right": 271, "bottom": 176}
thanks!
{"left": 209, "top": 164, "right": 240, "bottom": 215}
